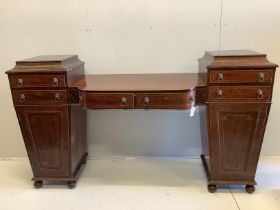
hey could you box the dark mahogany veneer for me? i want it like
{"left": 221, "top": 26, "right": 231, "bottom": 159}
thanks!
{"left": 6, "top": 50, "right": 278, "bottom": 193}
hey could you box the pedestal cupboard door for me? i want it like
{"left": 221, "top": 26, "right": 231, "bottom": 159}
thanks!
{"left": 208, "top": 103, "right": 270, "bottom": 181}
{"left": 16, "top": 106, "right": 70, "bottom": 178}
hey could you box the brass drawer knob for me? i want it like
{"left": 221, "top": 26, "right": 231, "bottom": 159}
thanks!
{"left": 17, "top": 78, "right": 24, "bottom": 87}
{"left": 143, "top": 96, "right": 150, "bottom": 106}
{"left": 121, "top": 97, "right": 127, "bottom": 106}
{"left": 53, "top": 78, "right": 59, "bottom": 87}
{"left": 257, "top": 90, "right": 264, "bottom": 99}
{"left": 217, "top": 90, "right": 223, "bottom": 98}
{"left": 54, "top": 93, "right": 60, "bottom": 102}
{"left": 19, "top": 94, "right": 26, "bottom": 103}
{"left": 217, "top": 74, "right": 224, "bottom": 81}
{"left": 258, "top": 73, "right": 265, "bottom": 82}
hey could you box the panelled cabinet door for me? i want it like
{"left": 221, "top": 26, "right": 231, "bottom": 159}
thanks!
{"left": 16, "top": 105, "right": 70, "bottom": 178}
{"left": 208, "top": 103, "right": 270, "bottom": 181}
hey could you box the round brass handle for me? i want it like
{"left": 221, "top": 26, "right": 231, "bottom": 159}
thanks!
{"left": 217, "top": 90, "right": 223, "bottom": 98}
{"left": 19, "top": 94, "right": 26, "bottom": 103}
{"left": 258, "top": 73, "right": 265, "bottom": 82}
{"left": 53, "top": 78, "right": 59, "bottom": 87}
{"left": 143, "top": 96, "right": 150, "bottom": 106}
{"left": 257, "top": 90, "right": 264, "bottom": 99}
{"left": 54, "top": 93, "right": 60, "bottom": 102}
{"left": 217, "top": 73, "right": 224, "bottom": 81}
{"left": 17, "top": 78, "right": 24, "bottom": 87}
{"left": 121, "top": 97, "right": 127, "bottom": 106}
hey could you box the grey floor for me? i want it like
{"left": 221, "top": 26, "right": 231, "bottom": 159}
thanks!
{"left": 0, "top": 158, "right": 279, "bottom": 210}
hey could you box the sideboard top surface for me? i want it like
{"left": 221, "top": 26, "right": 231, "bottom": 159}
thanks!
{"left": 206, "top": 50, "right": 266, "bottom": 57}
{"left": 6, "top": 55, "right": 83, "bottom": 74}
{"left": 16, "top": 55, "right": 77, "bottom": 63}
{"left": 199, "top": 50, "right": 278, "bottom": 70}
{"left": 73, "top": 73, "right": 205, "bottom": 92}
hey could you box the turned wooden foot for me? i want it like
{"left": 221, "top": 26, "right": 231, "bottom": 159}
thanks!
{"left": 67, "top": 180, "right": 76, "bottom": 189}
{"left": 83, "top": 159, "right": 87, "bottom": 164}
{"left": 245, "top": 185, "right": 255, "bottom": 193}
{"left": 207, "top": 184, "right": 217, "bottom": 193}
{"left": 34, "top": 180, "right": 43, "bottom": 189}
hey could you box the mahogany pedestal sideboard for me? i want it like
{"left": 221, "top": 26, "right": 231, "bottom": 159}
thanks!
{"left": 6, "top": 50, "right": 278, "bottom": 193}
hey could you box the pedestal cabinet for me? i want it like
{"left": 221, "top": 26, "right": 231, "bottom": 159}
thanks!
{"left": 16, "top": 105, "right": 70, "bottom": 178}
{"left": 199, "top": 50, "right": 278, "bottom": 193}
{"left": 6, "top": 55, "right": 88, "bottom": 188}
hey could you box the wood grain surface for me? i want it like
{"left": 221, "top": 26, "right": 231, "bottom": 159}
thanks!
{"left": 72, "top": 73, "right": 205, "bottom": 92}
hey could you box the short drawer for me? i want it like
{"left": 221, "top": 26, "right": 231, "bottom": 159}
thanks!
{"left": 208, "top": 86, "right": 272, "bottom": 102}
{"left": 9, "top": 74, "right": 66, "bottom": 88}
{"left": 135, "top": 92, "right": 195, "bottom": 109}
{"left": 82, "top": 93, "right": 134, "bottom": 109}
{"left": 12, "top": 90, "right": 67, "bottom": 105}
{"left": 209, "top": 70, "right": 274, "bottom": 84}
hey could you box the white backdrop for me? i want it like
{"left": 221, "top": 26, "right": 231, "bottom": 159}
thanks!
{"left": 0, "top": 0, "right": 279, "bottom": 158}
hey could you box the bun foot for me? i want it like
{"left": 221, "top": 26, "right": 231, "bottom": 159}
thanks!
{"left": 208, "top": 184, "right": 217, "bottom": 193}
{"left": 245, "top": 185, "right": 255, "bottom": 193}
{"left": 67, "top": 180, "right": 76, "bottom": 189}
{"left": 34, "top": 180, "right": 43, "bottom": 189}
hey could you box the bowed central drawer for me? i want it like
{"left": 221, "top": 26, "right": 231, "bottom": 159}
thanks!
{"left": 80, "top": 91, "right": 196, "bottom": 109}
{"left": 135, "top": 92, "right": 195, "bottom": 109}
{"left": 81, "top": 93, "right": 134, "bottom": 109}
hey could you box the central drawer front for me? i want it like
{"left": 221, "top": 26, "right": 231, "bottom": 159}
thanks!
{"left": 9, "top": 74, "right": 66, "bottom": 88}
{"left": 208, "top": 86, "right": 272, "bottom": 102}
{"left": 209, "top": 70, "right": 274, "bottom": 84}
{"left": 135, "top": 92, "right": 195, "bottom": 109}
{"left": 12, "top": 90, "right": 67, "bottom": 105}
{"left": 84, "top": 93, "right": 134, "bottom": 109}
